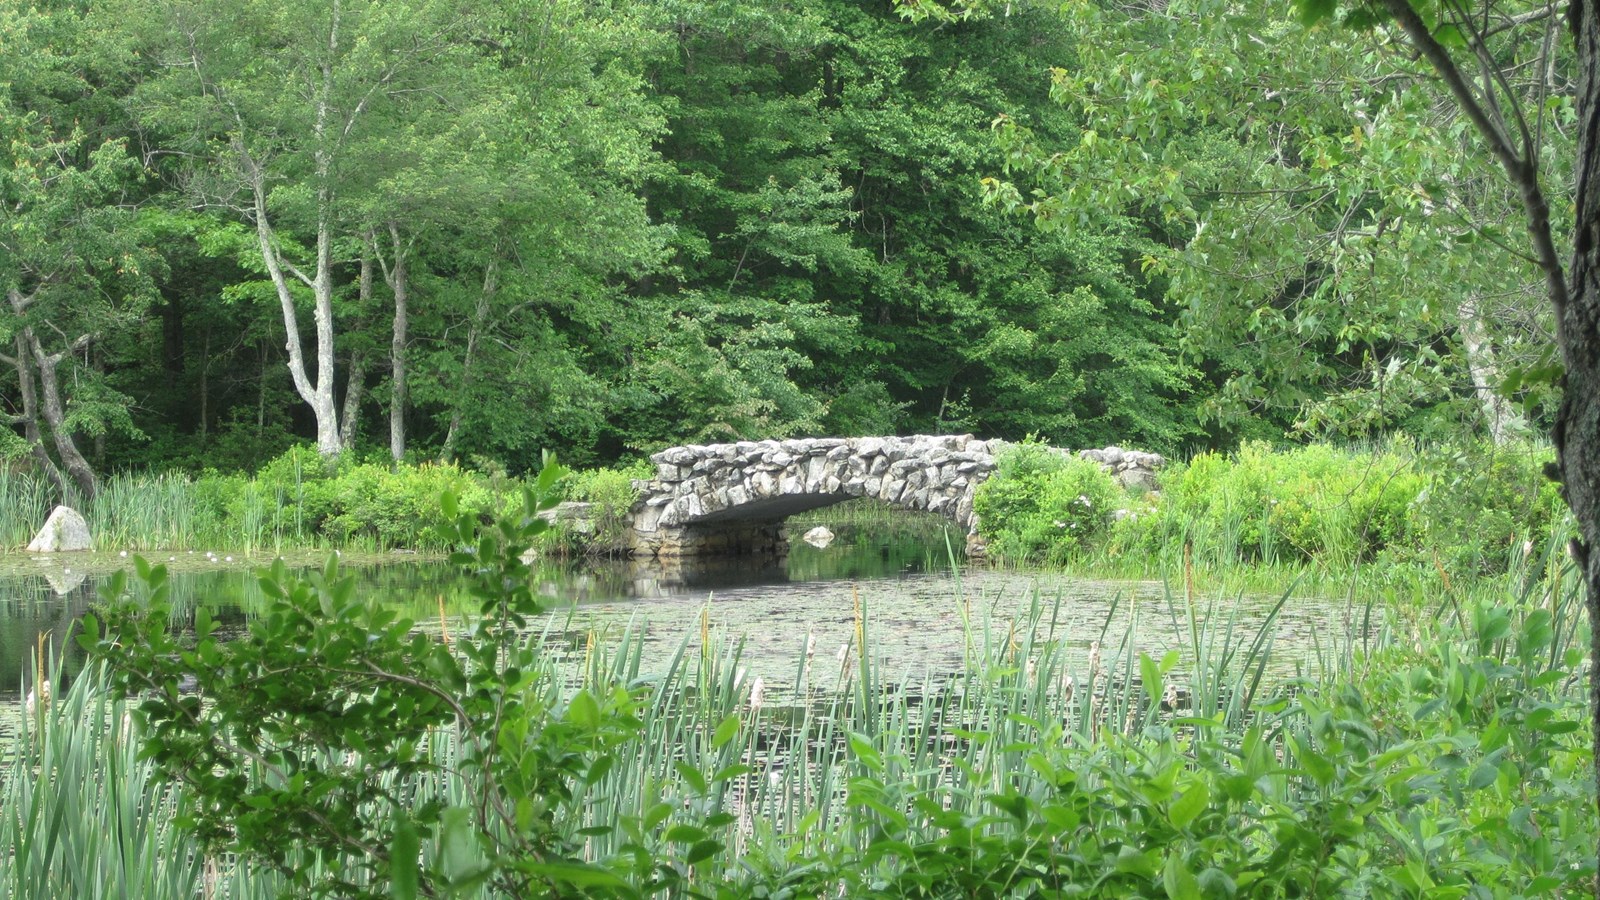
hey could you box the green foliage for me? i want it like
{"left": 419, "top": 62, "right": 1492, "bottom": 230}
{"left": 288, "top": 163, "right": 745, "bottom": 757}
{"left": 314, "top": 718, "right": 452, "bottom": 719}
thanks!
{"left": 1410, "top": 443, "right": 1566, "bottom": 575}
{"left": 971, "top": 0, "right": 1565, "bottom": 443}
{"left": 0, "top": 446, "right": 516, "bottom": 551}
{"left": 69, "top": 507, "right": 1595, "bottom": 897}
{"left": 85, "top": 461, "right": 654, "bottom": 898}
{"left": 187, "top": 448, "right": 495, "bottom": 550}
{"left": 2, "top": 0, "right": 1572, "bottom": 474}
{"left": 612, "top": 0, "right": 1196, "bottom": 451}
{"left": 547, "top": 460, "right": 651, "bottom": 554}
{"left": 974, "top": 441, "right": 1120, "bottom": 561}
{"left": 318, "top": 463, "right": 496, "bottom": 549}
{"left": 1106, "top": 441, "right": 1561, "bottom": 578}
{"left": 971, "top": 439, "right": 1563, "bottom": 578}
{"left": 1136, "top": 441, "right": 1430, "bottom": 567}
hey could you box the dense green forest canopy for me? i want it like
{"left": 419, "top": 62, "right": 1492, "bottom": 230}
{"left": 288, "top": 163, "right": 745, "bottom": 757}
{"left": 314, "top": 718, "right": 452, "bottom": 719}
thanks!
{"left": 0, "top": 0, "right": 1570, "bottom": 487}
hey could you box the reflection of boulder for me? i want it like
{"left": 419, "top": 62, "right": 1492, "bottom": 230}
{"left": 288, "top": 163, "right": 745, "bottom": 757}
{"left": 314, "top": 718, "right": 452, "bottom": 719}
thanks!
{"left": 27, "top": 506, "right": 92, "bottom": 552}
{"left": 44, "top": 569, "right": 87, "bottom": 595}
{"left": 802, "top": 526, "right": 835, "bottom": 549}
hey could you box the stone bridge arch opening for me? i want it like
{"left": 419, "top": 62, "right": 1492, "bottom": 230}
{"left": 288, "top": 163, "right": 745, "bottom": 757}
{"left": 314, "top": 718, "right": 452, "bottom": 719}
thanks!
{"left": 629, "top": 436, "right": 1000, "bottom": 558}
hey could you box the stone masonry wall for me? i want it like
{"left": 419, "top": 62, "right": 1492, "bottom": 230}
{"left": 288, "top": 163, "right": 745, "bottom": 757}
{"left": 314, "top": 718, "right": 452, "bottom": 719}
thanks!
{"left": 629, "top": 436, "right": 1164, "bottom": 558}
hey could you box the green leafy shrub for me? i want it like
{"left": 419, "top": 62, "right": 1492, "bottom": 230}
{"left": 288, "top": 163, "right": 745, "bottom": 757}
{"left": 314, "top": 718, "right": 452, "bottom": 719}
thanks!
{"left": 1104, "top": 440, "right": 1552, "bottom": 575}
{"left": 321, "top": 462, "right": 495, "bottom": 549}
{"left": 1407, "top": 442, "right": 1565, "bottom": 575}
{"left": 974, "top": 442, "right": 1120, "bottom": 561}
{"left": 528, "top": 460, "right": 651, "bottom": 555}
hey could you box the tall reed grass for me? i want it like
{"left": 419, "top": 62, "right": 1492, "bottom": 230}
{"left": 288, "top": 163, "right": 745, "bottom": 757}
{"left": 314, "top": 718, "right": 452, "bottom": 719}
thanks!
{"left": 0, "top": 469, "right": 52, "bottom": 548}
{"left": 0, "top": 456, "right": 507, "bottom": 552}
{"left": 0, "top": 655, "right": 278, "bottom": 899}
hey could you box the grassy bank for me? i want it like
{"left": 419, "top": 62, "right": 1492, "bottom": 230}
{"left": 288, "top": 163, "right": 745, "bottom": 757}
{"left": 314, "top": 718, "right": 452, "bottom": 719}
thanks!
{"left": 0, "top": 450, "right": 651, "bottom": 554}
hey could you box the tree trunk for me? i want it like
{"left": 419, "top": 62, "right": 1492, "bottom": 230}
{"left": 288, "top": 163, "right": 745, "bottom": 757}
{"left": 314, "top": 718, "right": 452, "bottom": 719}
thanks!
{"left": 7, "top": 333, "right": 68, "bottom": 496}
{"left": 199, "top": 326, "right": 211, "bottom": 446}
{"left": 1561, "top": 2, "right": 1600, "bottom": 882}
{"left": 440, "top": 260, "right": 496, "bottom": 464}
{"left": 26, "top": 330, "right": 97, "bottom": 499}
{"left": 340, "top": 350, "right": 366, "bottom": 450}
{"left": 91, "top": 348, "right": 105, "bottom": 469}
{"left": 241, "top": 0, "right": 343, "bottom": 461}
{"left": 249, "top": 176, "right": 342, "bottom": 459}
{"left": 385, "top": 222, "right": 409, "bottom": 463}
{"left": 306, "top": 0, "right": 342, "bottom": 459}
{"left": 1458, "top": 295, "right": 1528, "bottom": 445}
{"left": 337, "top": 252, "right": 376, "bottom": 452}
{"left": 256, "top": 339, "right": 268, "bottom": 445}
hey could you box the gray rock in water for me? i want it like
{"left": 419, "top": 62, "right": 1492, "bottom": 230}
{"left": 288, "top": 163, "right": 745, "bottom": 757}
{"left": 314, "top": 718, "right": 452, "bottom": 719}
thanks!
{"left": 802, "top": 525, "right": 835, "bottom": 549}
{"left": 27, "top": 505, "right": 92, "bottom": 552}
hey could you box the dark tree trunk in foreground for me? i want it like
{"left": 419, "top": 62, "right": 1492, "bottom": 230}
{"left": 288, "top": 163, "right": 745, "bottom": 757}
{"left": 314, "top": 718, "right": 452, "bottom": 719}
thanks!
{"left": 1561, "top": 3, "right": 1600, "bottom": 885}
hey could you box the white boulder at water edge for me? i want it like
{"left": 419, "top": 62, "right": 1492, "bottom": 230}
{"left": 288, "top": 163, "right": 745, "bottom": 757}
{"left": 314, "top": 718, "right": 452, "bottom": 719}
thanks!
{"left": 802, "top": 526, "right": 835, "bottom": 549}
{"left": 27, "top": 505, "right": 92, "bottom": 552}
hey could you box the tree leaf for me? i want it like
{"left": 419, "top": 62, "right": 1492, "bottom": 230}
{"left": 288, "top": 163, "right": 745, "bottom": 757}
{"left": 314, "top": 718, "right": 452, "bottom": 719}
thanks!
{"left": 390, "top": 814, "right": 421, "bottom": 900}
{"left": 1163, "top": 851, "right": 1202, "bottom": 900}
{"left": 1169, "top": 781, "right": 1210, "bottom": 829}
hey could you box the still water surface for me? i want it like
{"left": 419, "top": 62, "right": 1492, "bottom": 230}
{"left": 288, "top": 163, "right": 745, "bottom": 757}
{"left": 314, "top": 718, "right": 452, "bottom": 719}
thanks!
{"left": 0, "top": 515, "right": 1362, "bottom": 708}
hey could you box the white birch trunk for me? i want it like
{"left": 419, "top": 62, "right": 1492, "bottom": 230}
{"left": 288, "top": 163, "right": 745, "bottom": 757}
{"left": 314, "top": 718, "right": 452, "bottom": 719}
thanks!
{"left": 386, "top": 222, "right": 409, "bottom": 463}
{"left": 1458, "top": 295, "right": 1527, "bottom": 445}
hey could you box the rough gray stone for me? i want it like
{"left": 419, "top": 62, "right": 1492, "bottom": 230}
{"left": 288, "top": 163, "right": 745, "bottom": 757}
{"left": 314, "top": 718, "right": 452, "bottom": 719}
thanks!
{"left": 806, "top": 455, "right": 829, "bottom": 484}
{"left": 27, "top": 506, "right": 91, "bottom": 552}
{"left": 624, "top": 438, "right": 1164, "bottom": 557}
{"left": 1118, "top": 468, "right": 1159, "bottom": 491}
{"left": 880, "top": 479, "right": 906, "bottom": 504}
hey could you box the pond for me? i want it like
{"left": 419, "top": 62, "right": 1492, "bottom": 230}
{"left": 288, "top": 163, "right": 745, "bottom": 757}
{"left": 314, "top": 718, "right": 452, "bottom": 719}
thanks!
{"left": 0, "top": 511, "right": 1365, "bottom": 726}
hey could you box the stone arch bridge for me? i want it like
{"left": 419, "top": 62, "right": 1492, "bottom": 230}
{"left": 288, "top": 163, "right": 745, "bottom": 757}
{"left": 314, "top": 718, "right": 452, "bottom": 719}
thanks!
{"left": 627, "top": 435, "right": 1163, "bottom": 558}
